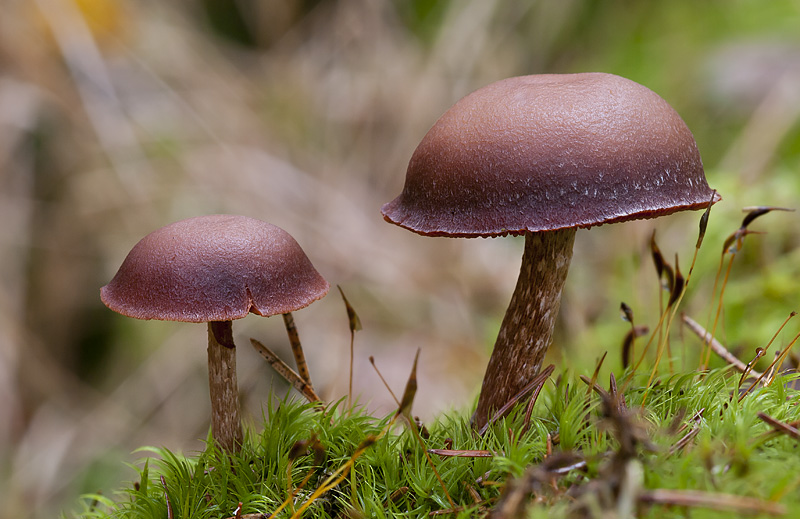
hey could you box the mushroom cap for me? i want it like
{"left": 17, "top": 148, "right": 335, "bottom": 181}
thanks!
{"left": 101, "top": 215, "right": 330, "bottom": 322}
{"left": 382, "top": 73, "right": 719, "bottom": 237}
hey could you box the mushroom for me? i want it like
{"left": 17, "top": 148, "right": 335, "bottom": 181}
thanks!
{"left": 101, "top": 214, "right": 329, "bottom": 452}
{"left": 381, "top": 73, "right": 719, "bottom": 429}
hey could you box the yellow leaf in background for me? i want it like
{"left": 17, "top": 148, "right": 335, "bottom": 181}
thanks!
{"left": 74, "top": 0, "right": 130, "bottom": 48}
{"left": 29, "top": 0, "right": 131, "bottom": 54}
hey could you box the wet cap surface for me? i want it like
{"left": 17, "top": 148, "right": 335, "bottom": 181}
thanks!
{"left": 101, "top": 215, "right": 330, "bottom": 322}
{"left": 382, "top": 73, "right": 719, "bottom": 237}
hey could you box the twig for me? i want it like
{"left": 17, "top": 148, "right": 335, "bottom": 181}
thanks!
{"left": 639, "top": 489, "right": 785, "bottom": 515}
{"left": 669, "top": 426, "right": 701, "bottom": 456}
{"left": 429, "top": 506, "right": 471, "bottom": 516}
{"left": 682, "top": 314, "right": 762, "bottom": 377}
{"left": 755, "top": 418, "right": 800, "bottom": 445}
{"left": 250, "top": 338, "right": 320, "bottom": 402}
{"left": 282, "top": 313, "right": 313, "bottom": 388}
{"left": 428, "top": 449, "right": 496, "bottom": 458}
{"left": 758, "top": 412, "right": 800, "bottom": 441}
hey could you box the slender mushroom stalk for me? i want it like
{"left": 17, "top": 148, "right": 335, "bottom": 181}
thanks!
{"left": 208, "top": 320, "right": 242, "bottom": 453}
{"left": 382, "top": 73, "right": 720, "bottom": 431}
{"left": 473, "top": 230, "right": 575, "bottom": 424}
{"left": 101, "top": 215, "right": 329, "bottom": 452}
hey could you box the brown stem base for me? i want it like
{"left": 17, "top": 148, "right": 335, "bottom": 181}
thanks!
{"left": 472, "top": 229, "right": 576, "bottom": 430}
{"left": 208, "top": 321, "right": 243, "bottom": 452}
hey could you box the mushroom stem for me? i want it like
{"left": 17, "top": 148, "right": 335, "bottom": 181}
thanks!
{"left": 208, "top": 320, "right": 243, "bottom": 452}
{"left": 472, "top": 229, "right": 576, "bottom": 429}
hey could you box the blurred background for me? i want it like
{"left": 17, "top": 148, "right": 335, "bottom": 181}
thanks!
{"left": 1, "top": 0, "right": 799, "bottom": 516}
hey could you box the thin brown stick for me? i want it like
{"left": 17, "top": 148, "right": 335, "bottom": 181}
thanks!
{"left": 282, "top": 313, "right": 313, "bottom": 388}
{"left": 758, "top": 412, "right": 800, "bottom": 441}
{"left": 675, "top": 408, "right": 705, "bottom": 435}
{"left": 682, "top": 314, "right": 761, "bottom": 377}
{"left": 428, "top": 449, "right": 496, "bottom": 458}
{"left": 669, "top": 426, "right": 701, "bottom": 455}
{"left": 755, "top": 418, "right": 800, "bottom": 445}
{"left": 250, "top": 338, "right": 320, "bottom": 402}
{"left": 639, "top": 489, "right": 785, "bottom": 515}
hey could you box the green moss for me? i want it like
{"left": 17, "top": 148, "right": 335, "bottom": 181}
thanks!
{"left": 72, "top": 369, "right": 800, "bottom": 518}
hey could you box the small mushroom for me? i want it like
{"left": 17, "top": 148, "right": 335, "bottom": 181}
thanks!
{"left": 101, "top": 214, "right": 329, "bottom": 452}
{"left": 381, "top": 73, "right": 719, "bottom": 429}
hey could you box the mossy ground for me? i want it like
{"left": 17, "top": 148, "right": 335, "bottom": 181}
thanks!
{"left": 73, "top": 365, "right": 800, "bottom": 518}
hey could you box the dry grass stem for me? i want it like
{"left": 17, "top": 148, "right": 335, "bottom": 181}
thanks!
{"left": 639, "top": 489, "right": 786, "bottom": 515}
{"left": 249, "top": 338, "right": 320, "bottom": 403}
{"left": 282, "top": 312, "right": 313, "bottom": 388}
{"left": 682, "top": 314, "right": 760, "bottom": 376}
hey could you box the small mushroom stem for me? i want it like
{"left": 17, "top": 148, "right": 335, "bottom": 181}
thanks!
{"left": 208, "top": 320, "right": 243, "bottom": 452}
{"left": 472, "top": 229, "right": 576, "bottom": 430}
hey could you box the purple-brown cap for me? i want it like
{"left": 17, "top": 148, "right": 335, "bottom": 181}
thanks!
{"left": 101, "top": 215, "right": 330, "bottom": 322}
{"left": 382, "top": 73, "right": 719, "bottom": 237}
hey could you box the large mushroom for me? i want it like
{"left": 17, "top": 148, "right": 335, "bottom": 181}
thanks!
{"left": 101, "top": 214, "right": 329, "bottom": 452}
{"left": 381, "top": 73, "right": 719, "bottom": 430}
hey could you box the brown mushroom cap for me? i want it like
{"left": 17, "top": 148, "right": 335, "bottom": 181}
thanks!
{"left": 382, "top": 73, "right": 719, "bottom": 237}
{"left": 101, "top": 215, "right": 330, "bottom": 322}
